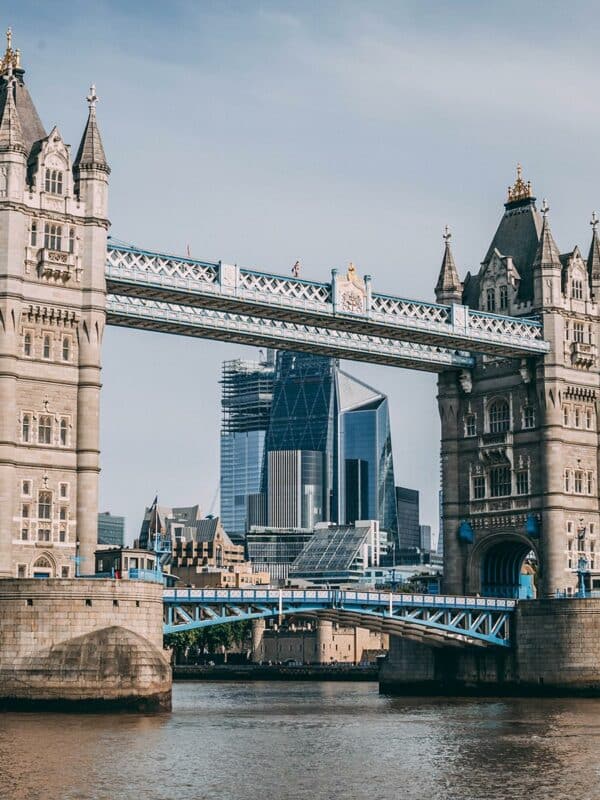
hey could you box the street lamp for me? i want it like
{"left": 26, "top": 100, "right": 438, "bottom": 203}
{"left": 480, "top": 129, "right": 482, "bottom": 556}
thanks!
{"left": 577, "top": 519, "right": 588, "bottom": 598}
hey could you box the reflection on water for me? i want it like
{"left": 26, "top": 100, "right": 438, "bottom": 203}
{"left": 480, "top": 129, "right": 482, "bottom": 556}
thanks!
{"left": 1, "top": 682, "right": 600, "bottom": 800}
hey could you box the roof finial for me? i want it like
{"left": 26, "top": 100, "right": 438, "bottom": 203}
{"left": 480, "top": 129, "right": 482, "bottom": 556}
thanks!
{"left": 443, "top": 224, "right": 452, "bottom": 243}
{"left": 507, "top": 163, "right": 533, "bottom": 203}
{"left": 0, "top": 26, "right": 19, "bottom": 75}
{"left": 87, "top": 84, "right": 99, "bottom": 111}
{"left": 591, "top": 211, "right": 598, "bottom": 232}
{"left": 541, "top": 198, "right": 549, "bottom": 218}
{"left": 6, "top": 28, "right": 11, "bottom": 51}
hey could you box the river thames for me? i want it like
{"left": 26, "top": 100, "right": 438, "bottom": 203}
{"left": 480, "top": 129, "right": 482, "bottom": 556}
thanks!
{"left": 2, "top": 682, "right": 600, "bottom": 800}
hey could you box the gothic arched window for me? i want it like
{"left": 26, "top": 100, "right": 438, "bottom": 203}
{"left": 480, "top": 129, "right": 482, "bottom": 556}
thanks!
{"left": 62, "top": 337, "right": 70, "bottom": 362}
{"left": 44, "top": 168, "right": 63, "bottom": 195}
{"left": 44, "top": 223, "right": 62, "bottom": 251}
{"left": 22, "top": 414, "right": 30, "bottom": 443}
{"left": 486, "top": 288, "right": 496, "bottom": 312}
{"left": 499, "top": 285, "right": 508, "bottom": 311}
{"left": 38, "top": 415, "right": 52, "bottom": 444}
{"left": 23, "top": 332, "right": 32, "bottom": 357}
{"left": 38, "top": 491, "right": 52, "bottom": 519}
{"left": 42, "top": 335, "right": 51, "bottom": 360}
{"left": 489, "top": 399, "right": 510, "bottom": 433}
{"left": 59, "top": 419, "right": 68, "bottom": 446}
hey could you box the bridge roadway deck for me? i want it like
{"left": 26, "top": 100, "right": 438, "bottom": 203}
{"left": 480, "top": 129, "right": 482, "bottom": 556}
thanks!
{"left": 163, "top": 588, "right": 516, "bottom": 648}
{"left": 106, "top": 243, "right": 549, "bottom": 364}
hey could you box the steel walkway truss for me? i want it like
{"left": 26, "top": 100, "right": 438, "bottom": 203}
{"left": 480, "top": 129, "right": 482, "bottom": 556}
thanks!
{"left": 106, "top": 243, "right": 549, "bottom": 364}
{"left": 163, "top": 588, "right": 515, "bottom": 648}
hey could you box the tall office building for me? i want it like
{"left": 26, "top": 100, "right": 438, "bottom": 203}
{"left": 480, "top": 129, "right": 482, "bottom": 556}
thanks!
{"left": 337, "top": 371, "right": 398, "bottom": 543}
{"left": 97, "top": 512, "right": 125, "bottom": 547}
{"left": 396, "top": 486, "right": 420, "bottom": 551}
{"left": 219, "top": 352, "right": 275, "bottom": 539}
{"left": 263, "top": 353, "right": 336, "bottom": 529}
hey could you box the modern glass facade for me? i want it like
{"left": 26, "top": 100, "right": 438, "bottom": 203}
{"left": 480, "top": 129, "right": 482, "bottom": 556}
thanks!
{"left": 396, "top": 486, "right": 420, "bottom": 551}
{"left": 220, "top": 353, "right": 275, "bottom": 538}
{"left": 264, "top": 353, "right": 336, "bottom": 526}
{"left": 97, "top": 512, "right": 125, "bottom": 546}
{"left": 337, "top": 371, "right": 398, "bottom": 550}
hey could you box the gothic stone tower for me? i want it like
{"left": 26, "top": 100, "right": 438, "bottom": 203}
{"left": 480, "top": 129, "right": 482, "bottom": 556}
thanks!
{"left": 0, "top": 32, "right": 109, "bottom": 578}
{"left": 437, "top": 167, "right": 600, "bottom": 598}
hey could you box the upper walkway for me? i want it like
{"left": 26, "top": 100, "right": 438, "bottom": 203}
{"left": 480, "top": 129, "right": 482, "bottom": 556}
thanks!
{"left": 163, "top": 588, "right": 516, "bottom": 648}
{"left": 106, "top": 242, "right": 549, "bottom": 372}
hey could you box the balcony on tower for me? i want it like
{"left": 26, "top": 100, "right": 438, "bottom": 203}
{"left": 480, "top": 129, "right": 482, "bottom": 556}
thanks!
{"left": 570, "top": 341, "right": 597, "bottom": 369}
{"left": 478, "top": 431, "right": 513, "bottom": 464}
{"left": 37, "top": 247, "right": 76, "bottom": 282}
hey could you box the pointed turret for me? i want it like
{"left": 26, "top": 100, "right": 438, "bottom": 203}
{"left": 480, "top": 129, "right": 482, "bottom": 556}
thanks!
{"left": 532, "top": 199, "right": 562, "bottom": 307}
{"left": 0, "top": 29, "right": 45, "bottom": 153}
{"left": 587, "top": 211, "right": 600, "bottom": 300}
{"left": 0, "top": 73, "right": 25, "bottom": 153}
{"left": 435, "top": 225, "right": 462, "bottom": 304}
{"left": 73, "top": 85, "right": 109, "bottom": 175}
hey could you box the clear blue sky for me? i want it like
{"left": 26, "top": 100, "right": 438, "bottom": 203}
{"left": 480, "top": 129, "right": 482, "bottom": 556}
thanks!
{"left": 10, "top": 1, "right": 600, "bottom": 540}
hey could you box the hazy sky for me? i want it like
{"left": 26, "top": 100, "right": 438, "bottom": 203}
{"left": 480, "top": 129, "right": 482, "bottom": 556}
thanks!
{"left": 11, "top": 1, "right": 600, "bottom": 539}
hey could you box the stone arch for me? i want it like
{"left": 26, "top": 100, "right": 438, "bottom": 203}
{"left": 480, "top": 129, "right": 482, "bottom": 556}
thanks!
{"left": 31, "top": 552, "right": 57, "bottom": 578}
{"left": 467, "top": 531, "right": 538, "bottom": 598}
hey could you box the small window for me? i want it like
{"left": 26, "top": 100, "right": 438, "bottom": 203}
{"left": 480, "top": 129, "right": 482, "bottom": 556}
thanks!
{"left": 572, "top": 279, "right": 583, "bottom": 300}
{"left": 38, "top": 415, "right": 52, "bottom": 444}
{"left": 575, "top": 407, "right": 581, "bottom": 428}
{"left": 564, "top": 469, "right": 570, "bottom": 492}
{"left": 30, "top": 220, "right": 37, "bottom": 247}
{"left": 59, "top": 529, "right": 66, "bottom": 543}
{"left": 59, "top": 483, "right": 68, "bottom": 499}
{"left": 575, "top": 470, "right": 583, "bottom": 494}
{"left": 68, "top": 228, "right": 75, "bottom": 254}
{"left": 586, "top": 408, "right": 593, "bottom": 430}
{"left": 567, "top": 521, "right": 573, "bottom": 534}
{"left": 489, "top": 399, "right": 510, "bottom": 433}
{"left": 44, "top": 223, "right": 62, "bottom": 251}
{"left": 523, "top": 406, "right": 535, "bottom": 429}
{"left": 565, "top": 321, "right": 570, "bottom": 340}
{"left": 465, "top": 414, "right": 476, "bottom": 437}
{"left": 516, "top": 470, "right": 529, "bottom": 495}
{"left": 59, "top": 506, "right": 67, "bottom": 521}
{"left": 473, "top": 475, "right": 485, "bottom": 499}
{"left": 591, "top": 524, "right": 595, "bottom": 535}
{"left": 59, "top": 419, "right": 68, "bottom": 447}
{"left": 38, "top": 491, "right": 52, "bottom": 519}
{"left": 486, "top": 288, "right": 496, "bottom": 312}
{"left": 42, "top": 335, "right": 51, "bottom": 360}
{"left": 61, "top": 566, "right": 69, "bottom": 578}
{"left": 21, "top": 528, "right": 28, "bottom": 541}
{"left": 37, "top": 528, "right": 51, "bottom": 542}
{"left": 23, "top": 332, "right": 32, "bottom": 357}
{"left": 17, "top": 564, "right": 26, "bottom": 578}
{"left": 44, "top": 168, "right": 63, "bottom": 195}
{"left": 563, "top": 406, "right": 569, "bottom": 426}
{"left": 22, "top": 480, "right": 31, "bottom": 496}
{"left": 21, "top": 504, "right": 29, "bottom": 518}
{"left": 22, "top": 414, "right": 30, "bottom": 442}
{"left": 62, "top": 337, "right": 70, "bottom": 362}
{"left": 499, "top": 285, "right": 508, "bottom": 311}
{"left": 587, "top": 472, "right": 594, "bottom": 495}
{"left": 490, "top": 466, "right": 511, "bottom": 497}
{"left": 574, "top": 322, "right": 585, "bottom": 343}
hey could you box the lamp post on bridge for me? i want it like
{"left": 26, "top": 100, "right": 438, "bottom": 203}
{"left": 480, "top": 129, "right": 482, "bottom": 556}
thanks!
{"left": 577, "top": 519, "right": 588, "bottom": 598}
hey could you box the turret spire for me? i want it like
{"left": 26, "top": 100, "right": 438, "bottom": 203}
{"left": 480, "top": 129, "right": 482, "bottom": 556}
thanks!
{"left": 0, "top": 71, "right": 25, "bottom": 153}
{"left": 0, "top": 27, "right": 20, "bottom": 76}
{"left": 588, "top": 211, "right": 600, "bottom": 293}
{"left": 533, "top": 201, "right": 561, "bottom": 268}
{"left": 435, "top": 224, "right": 462, "bottom": 303}
{"left": 73, "top": 83, "right": 109, "bottom": 174}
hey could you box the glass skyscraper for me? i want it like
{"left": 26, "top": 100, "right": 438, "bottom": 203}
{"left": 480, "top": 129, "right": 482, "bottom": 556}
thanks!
{"left": 219, "top": 353, "right": 275, "bottom": 539}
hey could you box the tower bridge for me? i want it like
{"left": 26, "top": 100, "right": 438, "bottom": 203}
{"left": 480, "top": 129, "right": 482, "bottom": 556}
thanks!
{"left": 3, "top": 30, "right": 600, "bottom": 705}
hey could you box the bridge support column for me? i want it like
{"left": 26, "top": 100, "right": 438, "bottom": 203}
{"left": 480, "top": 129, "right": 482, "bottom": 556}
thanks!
{"left": 251, "top": 619, "right": 265, "bottom": 663}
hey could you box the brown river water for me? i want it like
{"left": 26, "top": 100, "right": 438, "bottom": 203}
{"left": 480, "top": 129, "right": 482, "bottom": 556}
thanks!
{"left": 1, "top": 682, "right": 600, "bottom": 800}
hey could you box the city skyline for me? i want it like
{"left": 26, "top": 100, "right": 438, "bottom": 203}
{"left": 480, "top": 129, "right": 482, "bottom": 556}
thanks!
{"left": 8, "top": 3, "right": 600, "bottom": 540}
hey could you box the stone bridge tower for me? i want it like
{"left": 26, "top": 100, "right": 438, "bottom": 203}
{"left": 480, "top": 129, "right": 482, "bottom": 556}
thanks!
{"left": 437, "top": 167, "right": 600, "bottom": 598}
{"left": 0, "top": 32, "right": 109, "bottom": 578}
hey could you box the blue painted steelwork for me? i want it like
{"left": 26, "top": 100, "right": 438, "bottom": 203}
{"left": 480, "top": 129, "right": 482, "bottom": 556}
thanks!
{"left": 105, "top": 242, "right": 550, "bottom": 366}
{"left": 163, "top": 588, "right": 515, "bottom": 647}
